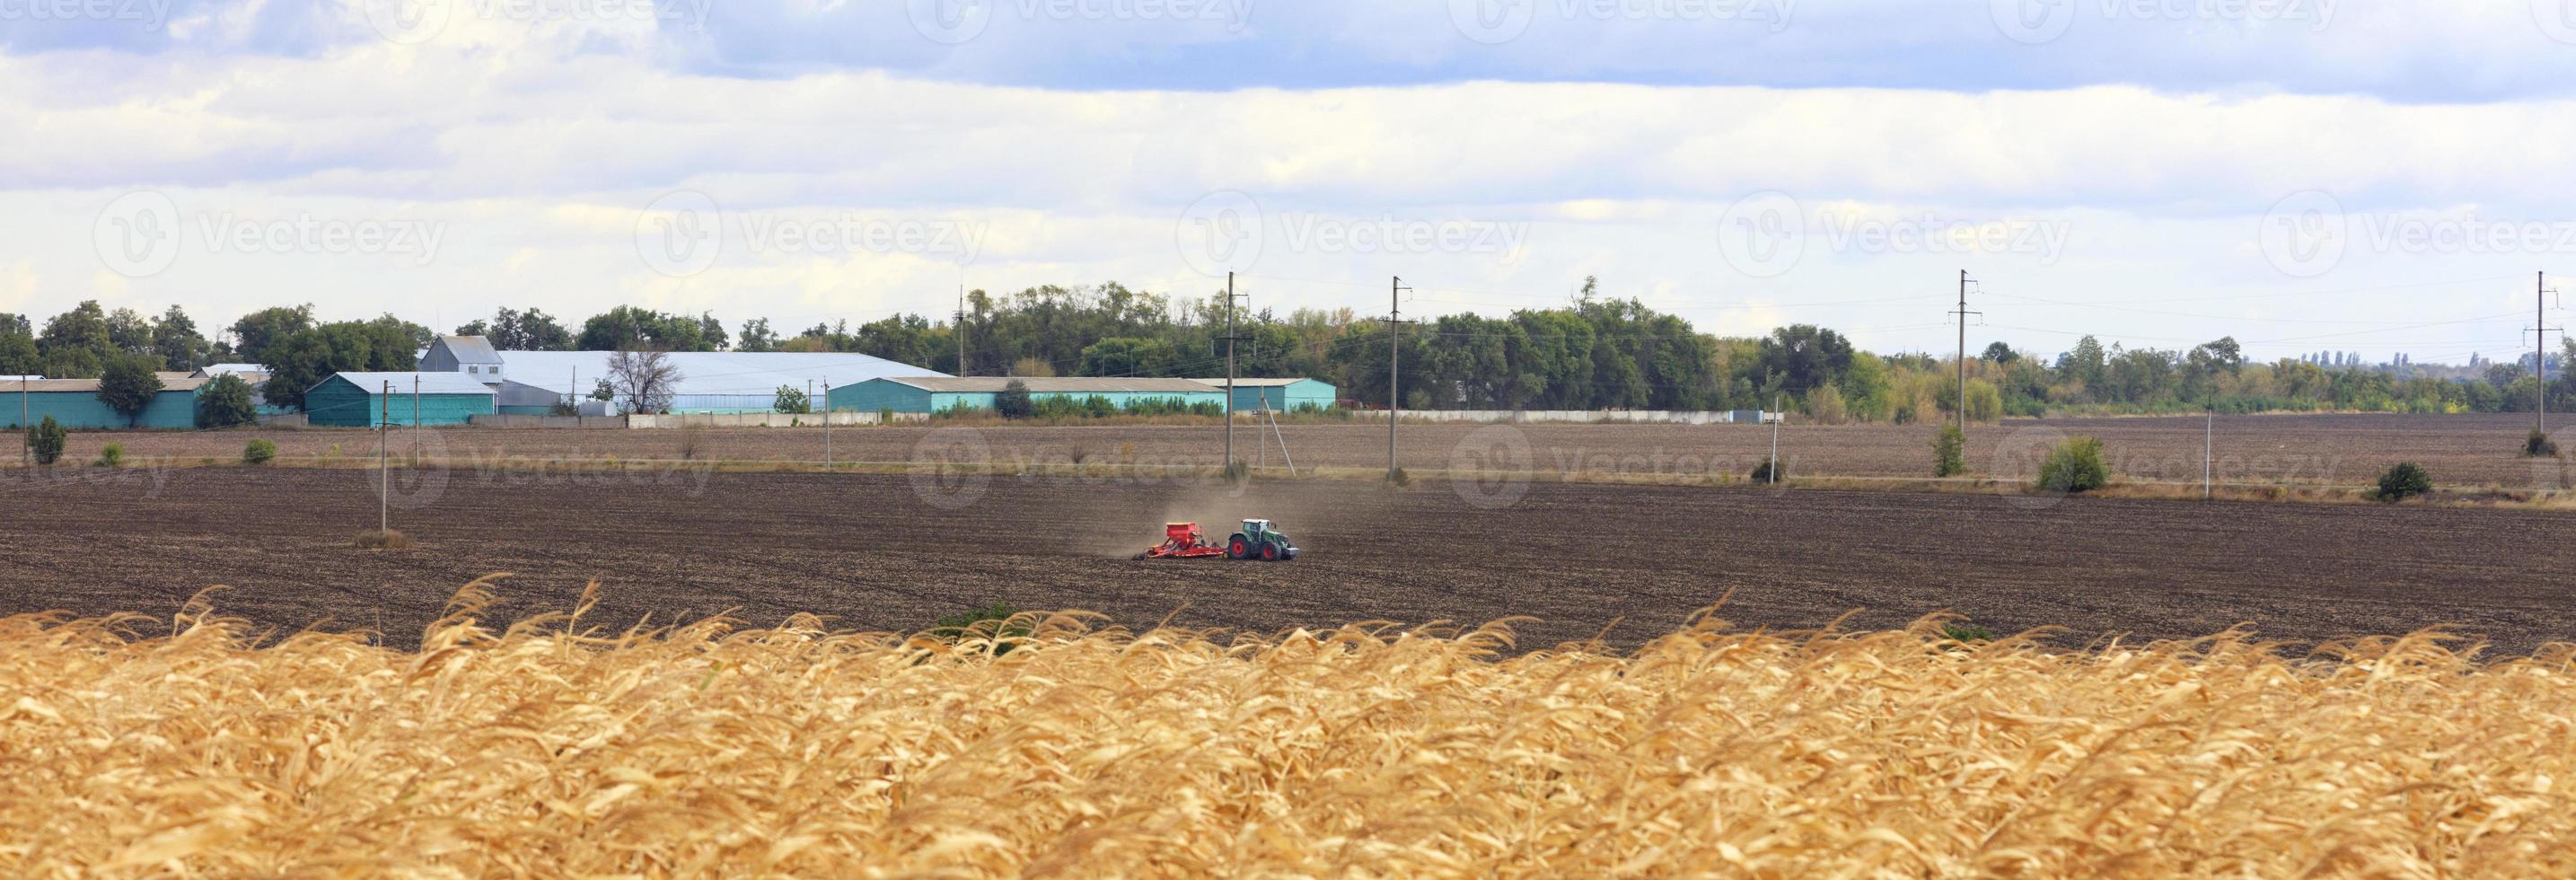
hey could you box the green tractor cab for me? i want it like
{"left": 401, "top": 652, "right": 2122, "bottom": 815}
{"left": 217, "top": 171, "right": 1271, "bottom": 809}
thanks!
{"left": 1226, "top": 519, "right": 1298, "bottom": 561}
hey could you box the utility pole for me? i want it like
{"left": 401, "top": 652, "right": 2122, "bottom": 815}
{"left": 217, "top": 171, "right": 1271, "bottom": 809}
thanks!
{"left": 2540, "top": 270, "right": 2561, "bottom": 438}
{"left": 955, "top": 282, "right": 970, "bottom": 376}
{"left": 823, "top": 374, "right": 832, "bottom": 468}
{"left": 2204, "top": 408, "right": 2213, "bottom": 501}
{"left": 379, "top": 381, "right": 391, "bottom": 532}
{"left": 1770, "top": 393, "right": 1781, "bottom": 486}
{"left": 1225, "top": 271, "right": 1237, "bottom": 470}
{"left": 411, "top": 375, "right": 421, "bottom": 466}
{"left": 19, "top": 375, "right": 27, "bottom": 466}
{"left": 1386, "top": 276, "right": 1413, "bottom": 480}
{"left": 1951, "top": 270, "right": 1982, "bottom": 436}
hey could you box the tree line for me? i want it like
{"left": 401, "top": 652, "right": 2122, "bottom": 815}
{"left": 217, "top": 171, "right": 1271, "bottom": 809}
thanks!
{"left": 8, "top": 281, "right": 2574, "bottom": 420}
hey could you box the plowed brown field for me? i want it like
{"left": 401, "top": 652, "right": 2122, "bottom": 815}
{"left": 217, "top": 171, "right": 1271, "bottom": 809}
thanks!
{"left": 4, "top": 464, "right": 2572, "bottom": 655}
{"left": 46, "top": 411, "right": 2576, "bottom": 488}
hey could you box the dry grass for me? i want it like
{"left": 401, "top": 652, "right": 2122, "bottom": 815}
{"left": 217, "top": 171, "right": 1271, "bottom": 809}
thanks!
{"left": 351, "top": 528, "right": 412, "bottom": 550}
{"left": 5, "top": 579, "right": 2575, "bottom": 876}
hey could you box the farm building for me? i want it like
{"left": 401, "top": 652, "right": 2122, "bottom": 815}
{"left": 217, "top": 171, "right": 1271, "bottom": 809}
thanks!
{"left": 831, "top": 377, "right": 1226, "bottom": 415}
{"left": 303, "top": 373, "right": 497, "bottom": 427}
{"left": 3, "top": 376, "right": 208, "bottom": 429}
{"left": 416, "top": 338, "right": 948, "bottom": 414}
{"left": 1187, "top": 377, "right": 1336, "bottom": 413}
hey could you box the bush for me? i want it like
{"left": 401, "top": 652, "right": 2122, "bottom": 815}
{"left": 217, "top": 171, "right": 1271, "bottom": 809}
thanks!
{"left": 1940, "top": 621, "right": 1997, "bottom": 644}
{"left": 1748, "top": 458, "right": 1781, "bottom": 482}
{"left": 996, "top": 380, "right": 1034, "bottom": 419}
{"left": 547, "top": 400, "right": 581, "bottom": 418}
{"left": 772, "top": 384, "right": 813, "bottom": 415}
{"left": 96, "top": 443, "right": 124, "bottom": 468}
{"left": 243, "top": 438, "right": 277, "bottom": 465}
{"left": 929, "top": 603, "right": 1031, "bottom": 656}
{"left": 2377, "top": 462, "right": 2432, "bottom": 502}
{"left": 195, "top": 374, "right": 258, "bottom": 429}
{"left": 1385, "top": 466, "right": 1411, "bottom": 488}
{"left": 27, "top": 416, "right": 66, "bottom": 465}
{"left": 2035, "top": 436, "right": 2110, "bottom": 494}
{"left": 2528, "top": 428, "right": 2558, "bottom": 458}
{"left": 1932, "top": 425, "right": 1965, "bottom": 478}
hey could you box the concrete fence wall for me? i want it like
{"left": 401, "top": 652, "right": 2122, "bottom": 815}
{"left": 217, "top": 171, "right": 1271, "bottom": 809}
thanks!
{"left": 469, "top": 411, "right": 938, "bottom": 429}
{"left": 1397, "top": 409, "right": 1766, "bottom": 426}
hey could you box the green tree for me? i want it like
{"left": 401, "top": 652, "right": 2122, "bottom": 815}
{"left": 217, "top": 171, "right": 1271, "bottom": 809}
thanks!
{"left": 460, "top": 307, "right": 575, "bottom": 350}
{"left": 2377, "top": 462, "right": 2432, "bottom": 502}
{"left": 2036, "top": 436, "right": 2111, "bottom": 494}
{"left": 28, "top": 416, "right": 66, "bottom": 464}
{"left": 579, "top": 306, "right": 725, "bottom": 352}
{"left": 1076, "top": 337, "right": 1179, "bottom": 377}
{"left": 737, "top": 318, "right": 781, "bottom": 353}
{"left": 38, "top": 301, "right": 114, "bottom": 378}
{"left": 96, "top": 353, "right": 163, "bottom": 427}
{"left": 1933, "top": 424, "right": 1965, "bottom": 477}
{"left": 1754, "top": 324, "right": 1854, "bottom": 398}
{"left": 772, "top": 384, "right": 812, "bottom": 414}
{"left": 195, "top": 374, "right": 258, "bottom": 428}
{"left": 259, "top": 320, "right": 419, "bottom": 411}
{"left": 227, "top": 304, "right": 316, "bottom": 364}
{"left": 996, "top": 379, "right": 1033, "bottom": 418}
{"left": 1980, "top": 341, "right": 2018, "bottom": 364}
{"left": 152, "top": 305, "right": 214, "bottom": 371}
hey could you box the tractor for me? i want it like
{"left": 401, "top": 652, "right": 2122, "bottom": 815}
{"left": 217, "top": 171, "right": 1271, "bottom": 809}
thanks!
{"left": 1135, "top": 520, "right": 1298, "bottom": 561}
{"left": 1225, "top": 519, "right": 1298, "bottom": 561}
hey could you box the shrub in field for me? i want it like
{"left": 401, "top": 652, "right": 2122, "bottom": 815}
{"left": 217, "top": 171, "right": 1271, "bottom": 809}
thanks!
{"left": 2377, "top": 462, "right": 2432, "bottom": 502}
{"left": 772, "top": 384, "right": 812, "bottom": 415}
{"left": 1748, "top": 457, "right": 1781, "bottom": 482}
{"left": 996, "top": 380, "right": 1034, "bottom": 419}
{"left": 2035, "top": 436, "right": 2110, "bottom": 494}
{"left": 27, "top": 416, "right": 66, "bottom": 465}
{"left": 547, "top": 400, "right": 581, "bottom": 417}
{"left": 195, "top": 374, "right": 258, "bottom": 429}
{"left": 2528, "top": 428, "right": 2558, "bottom": 458}
{"left": 96, "top": 443, "right": 124, "bottom": 468}
{"left": 1932, "top": 425, "right": 1965, "bottom": 478}
{"left": 353, "top": 528, "right": 412, "bottom": 550}
{"left": 675, "top": 425, "right": 708, "bottom": 461}
{"left": 8, "top": 583, "right": 2576, "bottom": 876}
{"left": 1384, "top": 466, "right": 1411, "bottom": 488}
{"left": 243, "top": 439, "right": 277, "bottom": 465}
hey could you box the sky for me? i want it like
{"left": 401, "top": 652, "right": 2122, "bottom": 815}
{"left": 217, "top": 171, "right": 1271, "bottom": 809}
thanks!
{"left": 5, "top": 0, "right": 2576, "bottom": 365}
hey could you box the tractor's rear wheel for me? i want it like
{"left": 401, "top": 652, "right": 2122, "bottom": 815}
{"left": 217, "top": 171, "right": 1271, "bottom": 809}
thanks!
{"left": 1228, "top": 537, "right": 1249, "bottom": 559}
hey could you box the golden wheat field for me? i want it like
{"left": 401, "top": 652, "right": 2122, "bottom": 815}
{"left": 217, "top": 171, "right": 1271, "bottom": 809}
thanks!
{"left": 4, "top": 579, "right": 2576, "bottom": 877}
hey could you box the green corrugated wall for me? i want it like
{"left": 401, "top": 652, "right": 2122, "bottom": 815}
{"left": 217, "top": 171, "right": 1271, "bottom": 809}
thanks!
{"left": 3, "top": 389, "right": 201, "bottom": 430}
{"left": 304, "top": 378, "right": 497, "bottom": 427}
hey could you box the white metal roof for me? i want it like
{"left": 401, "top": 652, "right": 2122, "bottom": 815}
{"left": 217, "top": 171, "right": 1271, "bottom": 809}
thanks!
{"left": 1184, "top": 377, "right": 1320, "bottom": 388}
{"left": 872, "top": 376, "right": 1220, "bottom": 393}
{"left": 493, "top": 350, "right": 947, "bottom": 399}
{"left": 324, "top": 373, "right": 499, "bottom": 396}
{"left": 196, "top": 364, "right": 266, "bottom": 377}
